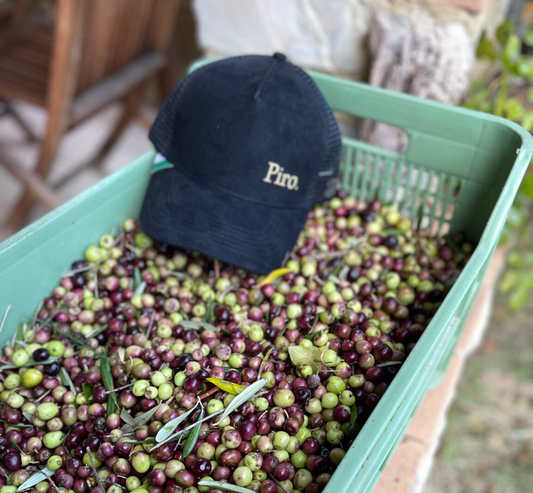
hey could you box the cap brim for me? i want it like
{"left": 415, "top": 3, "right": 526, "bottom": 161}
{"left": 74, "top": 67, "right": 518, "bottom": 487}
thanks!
{"left": 140, "top": 168, "right": 309, "bottom": 274}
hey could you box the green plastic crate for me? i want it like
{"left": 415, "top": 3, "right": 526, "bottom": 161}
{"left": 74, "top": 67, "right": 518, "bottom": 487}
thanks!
{"left": 1, "top": 68, "right": 532, "bottom": 493}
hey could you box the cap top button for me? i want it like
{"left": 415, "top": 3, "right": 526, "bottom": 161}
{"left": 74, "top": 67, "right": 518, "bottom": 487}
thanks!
{"left": 273, "top": 52, "right": 286, "bottom": 62}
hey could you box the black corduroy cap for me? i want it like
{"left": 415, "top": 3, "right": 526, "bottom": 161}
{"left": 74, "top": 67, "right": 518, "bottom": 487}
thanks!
{"left": 140, "top": 54, "right": 341, "bottom": 274}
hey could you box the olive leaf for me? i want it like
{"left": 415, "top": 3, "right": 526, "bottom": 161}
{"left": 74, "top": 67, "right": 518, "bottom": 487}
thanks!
{"left": 87, "top": 324, "right": 109, "bottom": 340}
{"left": 134, "top": 281, "right": 147, "bottom": 296}
{"left": 476, "top": 33, "right": 498, "bottom": 59}
{"left": 180, "top": 320, "right": 218, "bottom": 332}
{"left": 206, "top": 377, "right": 245, "bottom": 395}
{"left": 120, "top": 408, "right": 136, "bottom": 427}
{"left": 155, "top": 402, "right": 199, "bottom": 443}
{"left": 133, "top": 267, "right": 142, "bottom": 291}
{"left": 100, "top": 353, "right": 116, "bottom": 416}
{"left": 288, "top": 345, "right": 321, "bottom": 373}
{"left": 328, "top": 275, "right": 341, "bottom": 285}
{"left": 17, "top": 466, "right": 55, "bottom": 491}
{"left": 168, "top": 271, "right": 189, "bottom": 280}
{"left": 116, "top": 347, "right": 126, "bottom": 364}
{"left": 257, "top": 267, "right": 292, "bottom": 288}
{"left": 204, "top": 297, "right": 216, "bottom": 323}
{"left": 350, "top": 404, "right": 358, "bottom": 426}
{"left": 214, "top": 378, "right": 268, "bottom": 425}
{"left": 123, "top": 437, "right": 157, "bottom": 445}
{"left": 121, "top": 402, "right": 163, "bottom": 433}
{"left": 151, "top": 409, "right": 221, "bottom": 451}
{"left": 83, "top": 383, "right": 93, "bottom": 400}
{"left": 376, "top": 361, "right": 403, "bottom": 368}
{"left": 220, "top": 282, "right": 239, "bottom": 298}
{"left": 338, "top": 265, "right": 350, "bottom": 281}
{"left": 60, "top": 368, "right": 77, "bottom": 396}
{"left": 198, "top": 481, "right": 256, "bottom": 493}
{"left": 11, "top": 320, "right": 27, "bottom": 347}
{"left": 304, "top": 326, "right": 327, "bottom": 341}
{"left": 182, "top": 409, "right": 204, "bottom": 458}
{"left": 10, "top": 440, "right": 23, "bottom": 453}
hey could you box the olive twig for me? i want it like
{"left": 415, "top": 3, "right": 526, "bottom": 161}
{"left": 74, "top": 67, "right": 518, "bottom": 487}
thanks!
{"left": 86, "top": 447, "right": 106, "bottom": 492}
{"left": 105, "top": 382, "right": 135, "bottom": 394}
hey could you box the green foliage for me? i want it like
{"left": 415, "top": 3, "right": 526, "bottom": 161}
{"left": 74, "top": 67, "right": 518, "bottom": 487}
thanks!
{"left": 469, "top": 21, "right": 533, "bottom": 310}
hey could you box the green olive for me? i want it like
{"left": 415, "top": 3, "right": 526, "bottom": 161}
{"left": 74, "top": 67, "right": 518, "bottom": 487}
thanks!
{"left": 228, "top": 353, "right": 247, "bottom": 369}
{"left": 294, "top": 469, "right": 313, "bottom": 490}
{"left": 305, "top": 398, "right": 322, "bottom": 414}
{"left": 4, "top": 374, "right": 20, "bottom": 390}
{"left": 7, "top": 392, "right": 24, "bottom": 409}
{"left": 243, "top": 452, "right": 263, "bottom": 472}
{"left": 174, "top": 371, "right": 187, "bottom": 387}
{"left": 273, "top": 389, "right": 295, "bottom": 408}
{"left": 326, "top": 376, "right": 346, "bottom": 395}
{"left": 197, "top": 443, "right": 215, "bottom": 460}
{"left": 132, "top": 380, "right": 150, "bottom": 397}
{"left": 329, "top": 447, "right": 346, "bottom": 466}
{"left": 273, "top": 431, "right": 290, "bottom": 450}
{"left": 35, "top": 482, "right": 49, "bottom": 493}
{"left": 11, "top": 349, "right": 30, "bottom": 367}
{"left": 47, "top": 455, "right": 63, "bottom": 471}
{"left": 0, "top": 486, "right": 18, "bottom": 493}
{"left": 287, "top": 304, "right": 303, "bottom": 319}
{"left": 157, "top": 324, "right": 172, "bottom": 338}
{"left": 272, "top": 449, "right": 289, "bottom": 462}
{"left": 37, "top": 402, "right": 59, "bottom": 421}
{"left": 348, "top": 374, "right": 365, "bottom": 388}
{"left": 47, "top": 341, "right": 65, "bottom": 357}
{"left": 248, "top": 326, "right": 264, "bottom": 342}
{"left": 135, "top": 232, "right": 153, "bottom": 249}
{"left": 21, "top": 368, "right": 43, "bottom": 388}
{"left": 291, "top": 450, "right": 308, "bottom": 469}
{"left": 253, "top": 397, "right": 269, "bottom": 411}
{"left": 339, "top": 390, "right": 356, "bottom": 406}
{"left": 295, "top": 426, "right": 312, "bottom": 445}
{"left": 157, "top": 383, "right": 173, "bottom": 400}
{"left": 43, "top": 431, "right": 64, "bottom": 449}
{"left": 326, "top": 429, "right": 344, "bottom": 445}
{"left": 85, "top": 245, "right": 104, "bottom": 262}
{"left": 286, "top": 436, "right": 300, "bottom": 454}
{"left": 206, "top": 399, "right": 224, "bottom": 415}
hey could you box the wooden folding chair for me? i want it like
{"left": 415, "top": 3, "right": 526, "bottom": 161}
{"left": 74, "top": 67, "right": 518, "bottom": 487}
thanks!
{"left": 0, "top": 0, "right": 180, "bottom": 229}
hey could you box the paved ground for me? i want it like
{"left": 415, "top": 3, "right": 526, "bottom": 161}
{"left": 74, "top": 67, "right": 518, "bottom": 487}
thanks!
{"left": 0, "top": 101, "right": 153, "bottom": 241}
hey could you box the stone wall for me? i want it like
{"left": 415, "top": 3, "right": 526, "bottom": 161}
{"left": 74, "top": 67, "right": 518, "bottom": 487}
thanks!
{"left": 193, "top": 0, "right": 510, "bottom": 81}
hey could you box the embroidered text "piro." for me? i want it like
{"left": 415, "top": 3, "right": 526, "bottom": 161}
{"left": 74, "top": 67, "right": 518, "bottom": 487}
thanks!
{"left": 263, "top": 162, "right": 299, "bottom": 191}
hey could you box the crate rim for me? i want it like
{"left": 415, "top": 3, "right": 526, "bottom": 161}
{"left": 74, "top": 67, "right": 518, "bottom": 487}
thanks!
{"left": 1, "top": 64, "right": 533, "bottom": 493}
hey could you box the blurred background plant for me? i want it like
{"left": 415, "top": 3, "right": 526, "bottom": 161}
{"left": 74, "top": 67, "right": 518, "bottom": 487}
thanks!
{"left": 465, "top": 20, "right": 533, "bottom": 310}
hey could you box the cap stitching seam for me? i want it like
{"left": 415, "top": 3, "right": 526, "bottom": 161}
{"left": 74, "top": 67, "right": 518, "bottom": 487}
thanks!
{"left": 254, "top": 58, "right": 279, "bottom": 100}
